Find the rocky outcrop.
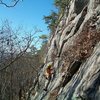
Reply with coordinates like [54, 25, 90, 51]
[28, 0, 100, 100]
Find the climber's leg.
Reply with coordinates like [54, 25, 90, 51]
[43, 76, 51, 91]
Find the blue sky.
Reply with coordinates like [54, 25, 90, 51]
[0, 0, 57, 35]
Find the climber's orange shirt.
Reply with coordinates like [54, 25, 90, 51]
[44, 67, 53, 79]
[47, 68, 52, 75]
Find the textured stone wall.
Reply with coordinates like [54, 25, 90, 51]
[28, 0, 100, 100]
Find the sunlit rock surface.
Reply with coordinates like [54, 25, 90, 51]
[28, 0, 100, 100]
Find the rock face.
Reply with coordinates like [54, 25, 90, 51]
[28, 0, 100, 100]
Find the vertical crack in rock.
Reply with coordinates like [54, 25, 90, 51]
[74, 6, 87, 34]
[74, 0, 88, 15]
[61, 60, 82, 88]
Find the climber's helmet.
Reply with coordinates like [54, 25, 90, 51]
[47, 62, 53, 69]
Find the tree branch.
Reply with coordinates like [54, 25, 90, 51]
[0, 40, 30, 71]
[0, 0, 20, 7]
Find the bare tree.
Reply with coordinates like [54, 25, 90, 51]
[0, 20, 41, 71]
[0, 20, 42, 100]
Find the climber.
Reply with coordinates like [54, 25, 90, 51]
[43, 62, 54, 91]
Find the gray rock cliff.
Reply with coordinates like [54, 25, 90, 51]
[27, 0, 100, 100]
